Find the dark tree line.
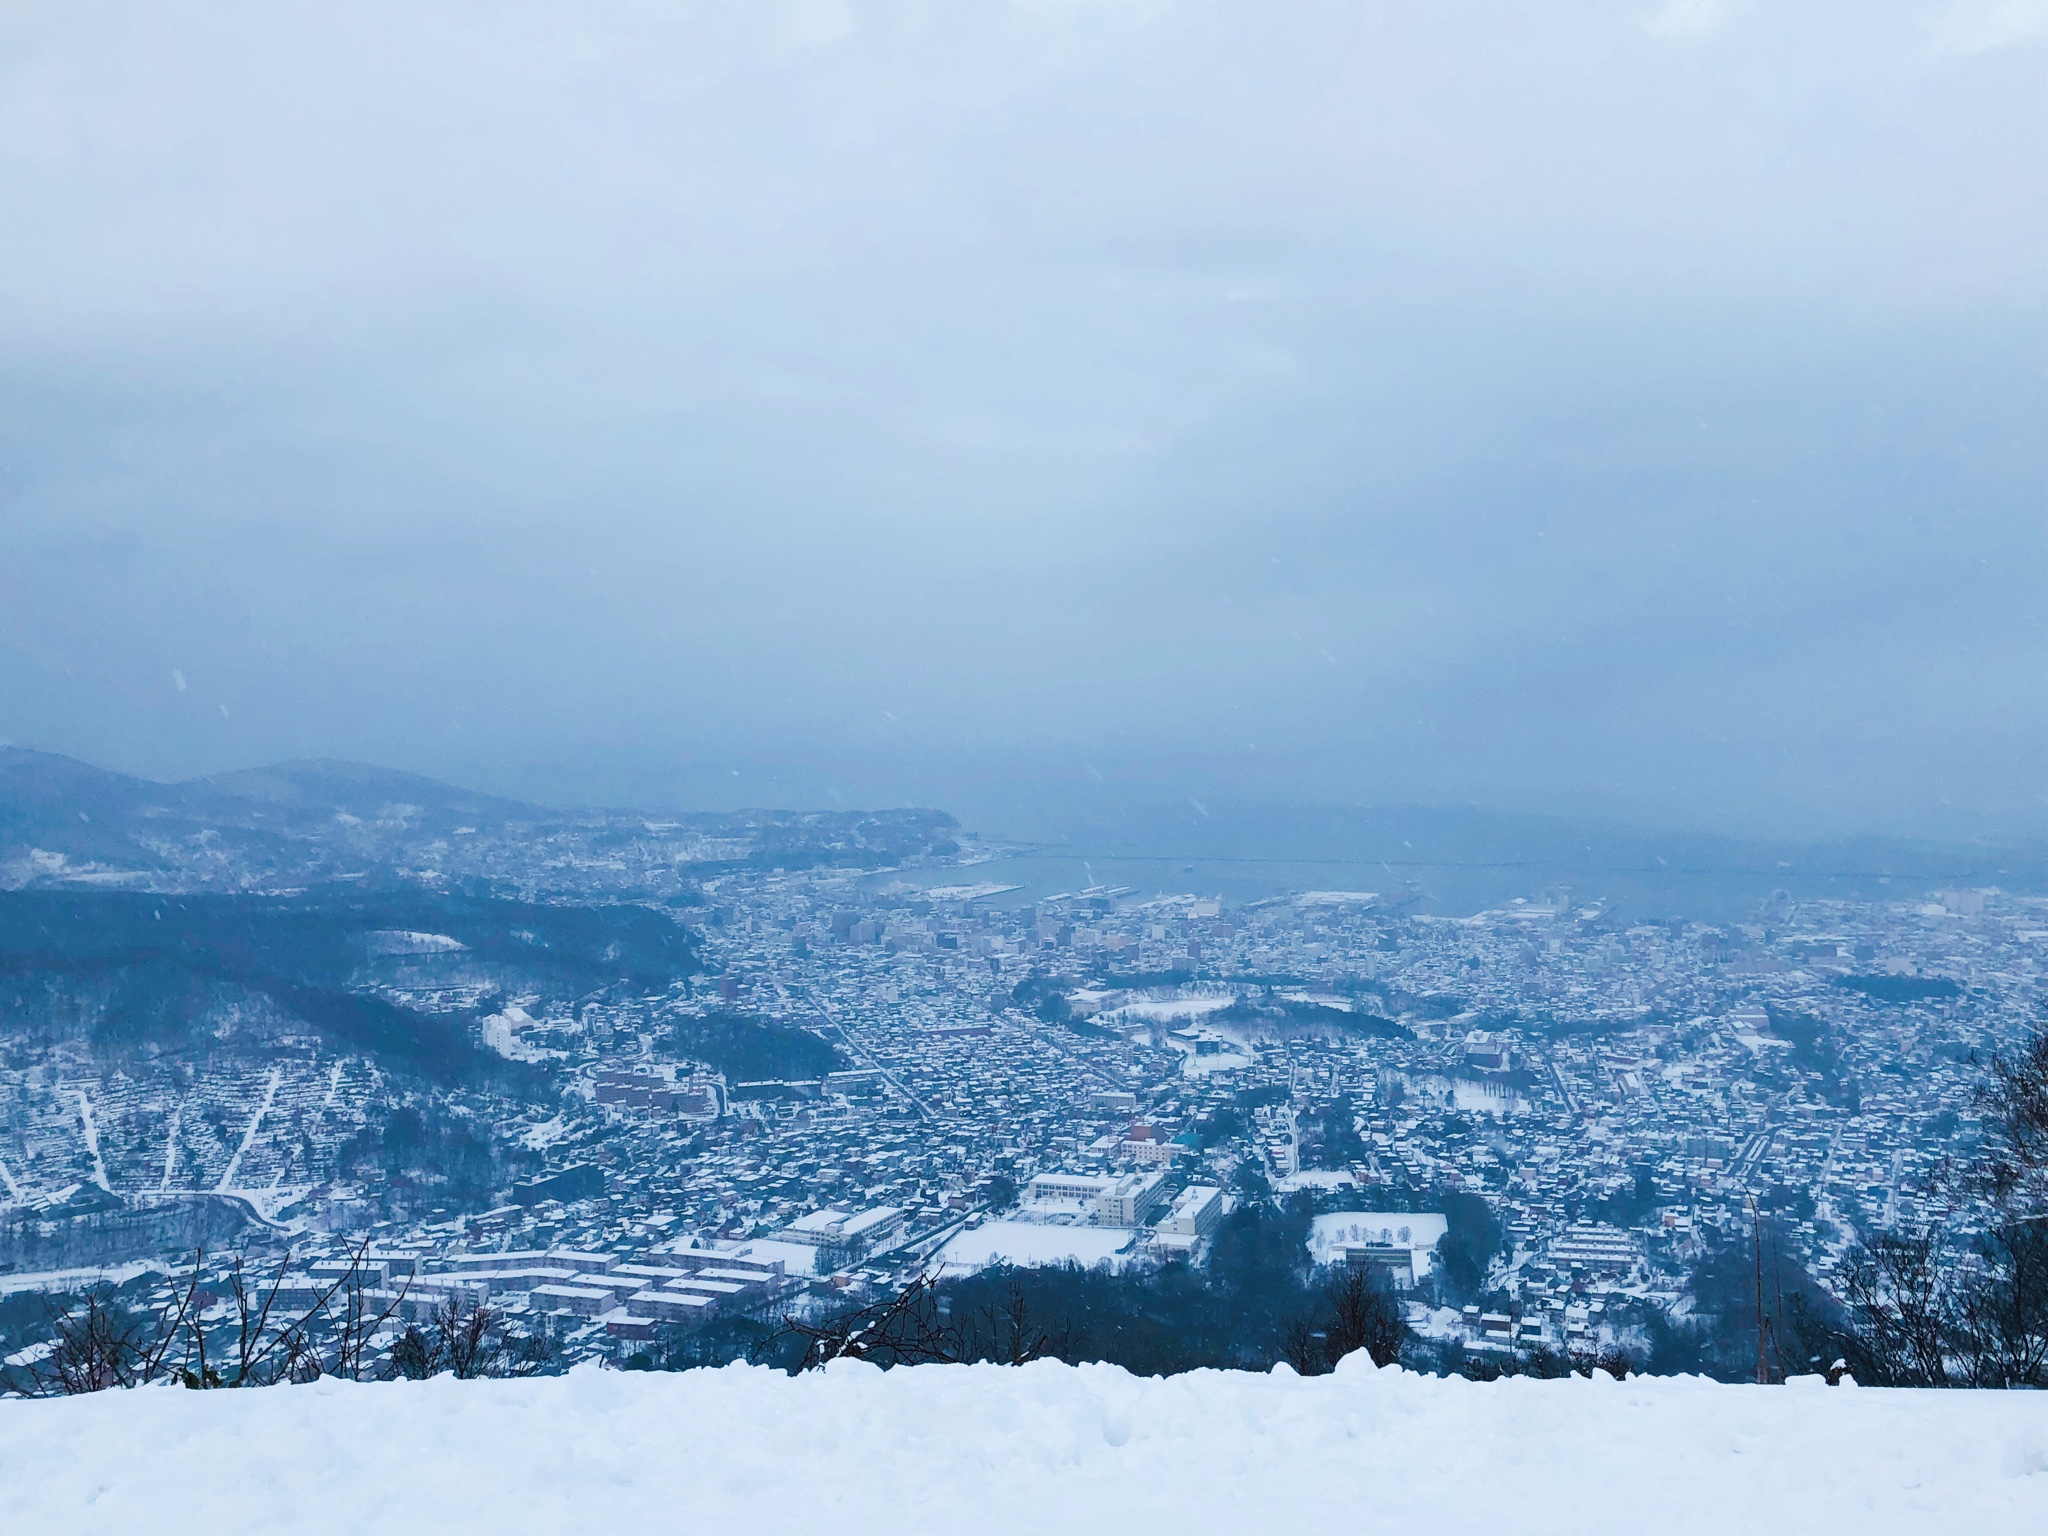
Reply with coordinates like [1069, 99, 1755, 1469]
[755, 1255, 1409, 1381]
[605, 1172, 1421, 1380]
[768, 1272, 1064, 1371]
[1279, 1263, 1409, 1374]
[723, 1174, 1416, 1381]
[664, 1009, 842, 1082]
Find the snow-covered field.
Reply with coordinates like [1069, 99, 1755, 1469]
[1311, 1210, 1450, 1274]
[1096, 995, 1237, 1023]
[4, 1359, 2043, 1534]
[936, 1218, 1138, 1274]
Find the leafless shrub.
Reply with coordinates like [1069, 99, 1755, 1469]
[1278, 1316, 1326, 1375]
[179, 1237, 408, 1388]
[1323, 1264, 1408, 1368]
[1459, 1337, 1598, 1382]
[40, 1295, 150, 1394]
[19, 1290, 178, 1395]
[316, 1251, 412, 1383]
[1590, 1344, 1633, 1380]
[1821, 1231, 1955, 1387]
[442, 1299, 507, 1380]
[1813, 1026, 2048, 1389]
[771, 1275, 959, 1371]
[768, 1271, 1062, 1372]
[1975, 1028, 2048, 1220]
[965, 1274, 1063, 1367]
[1953, 1222, 2048, 1389]
[8, 1266, 199, 1396]
[1283, 1264, 1411, 1376]
[388, 1296, 556, 1380]
[1804, 1223, 2048, 1389]
[5, 1238, 417, 1397]
[387, 1320, 441, 1380]
[1515, 1341, 1574, 1379]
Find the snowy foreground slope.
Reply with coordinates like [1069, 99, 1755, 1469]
[4, 1358, 2045, 1535]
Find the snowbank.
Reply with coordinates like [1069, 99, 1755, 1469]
[3, 1361, 2043, 1534]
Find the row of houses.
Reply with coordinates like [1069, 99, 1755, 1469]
[260, 1243, 793, 1338]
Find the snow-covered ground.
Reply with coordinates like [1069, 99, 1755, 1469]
[2, 1359, 2041, 1534]
[1095, 995, 1236, 1024]
[0, 1259, 165, 1297]
[1276, 1170, 1358, 1192]
[726, 1237, 824, 1278]
[1311, 1210, 1450, 1275]
[935, 1219, 1139, 1275]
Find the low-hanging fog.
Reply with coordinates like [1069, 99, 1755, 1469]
[1, 1, 2042, 842]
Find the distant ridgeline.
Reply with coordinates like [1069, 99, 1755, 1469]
[0, 887, 699, 1084]
[0, 748, 961, 896]
[693, 809, 959, 873]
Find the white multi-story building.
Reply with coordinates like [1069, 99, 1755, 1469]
[1022, 1170, 1167, 1228]
[775, 1205, 905, 1268]
[1159, 1184, 1223, 1241]
[1024, 1173, 1115, 1208]
[1094, 1171, 1168, 1228]
[1548, 1223, 1642, 1277]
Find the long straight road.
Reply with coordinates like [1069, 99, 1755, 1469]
[808, 997, 936, 1121]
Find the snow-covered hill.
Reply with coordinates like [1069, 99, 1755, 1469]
[4, 1358, 2043, 1534]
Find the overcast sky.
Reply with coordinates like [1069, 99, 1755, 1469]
[1, 1, 2042, 838]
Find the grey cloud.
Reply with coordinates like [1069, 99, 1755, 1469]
[0, 1, 2041, 838]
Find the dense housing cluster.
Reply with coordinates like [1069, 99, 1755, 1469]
[4, 814, 2044, 1372]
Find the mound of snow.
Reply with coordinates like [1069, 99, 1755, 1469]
[3, 1360, 2044, 1534]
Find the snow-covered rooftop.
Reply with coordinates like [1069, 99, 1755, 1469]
[3, 1359, 2041, 1534]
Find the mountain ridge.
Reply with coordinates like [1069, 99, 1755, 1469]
[0, 748, 964, 893]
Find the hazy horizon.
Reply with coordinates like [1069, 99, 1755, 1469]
[4, 2, 2043, 844]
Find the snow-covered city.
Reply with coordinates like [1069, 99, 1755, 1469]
[3, 751, 2044, 1390]
[3, 1, 2044, 1528]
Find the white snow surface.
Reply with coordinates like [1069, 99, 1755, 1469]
[935, 1219, 1138, 1275]
[1276, 1170, 1358, 1192]
[727, 1237, 822, 1277]
[1099, 995, 1236, 1023]
[2, 1360, 2043, 1534]
[0, 1259, 164, 1297]
[1311, 1210, 1451, 1271]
